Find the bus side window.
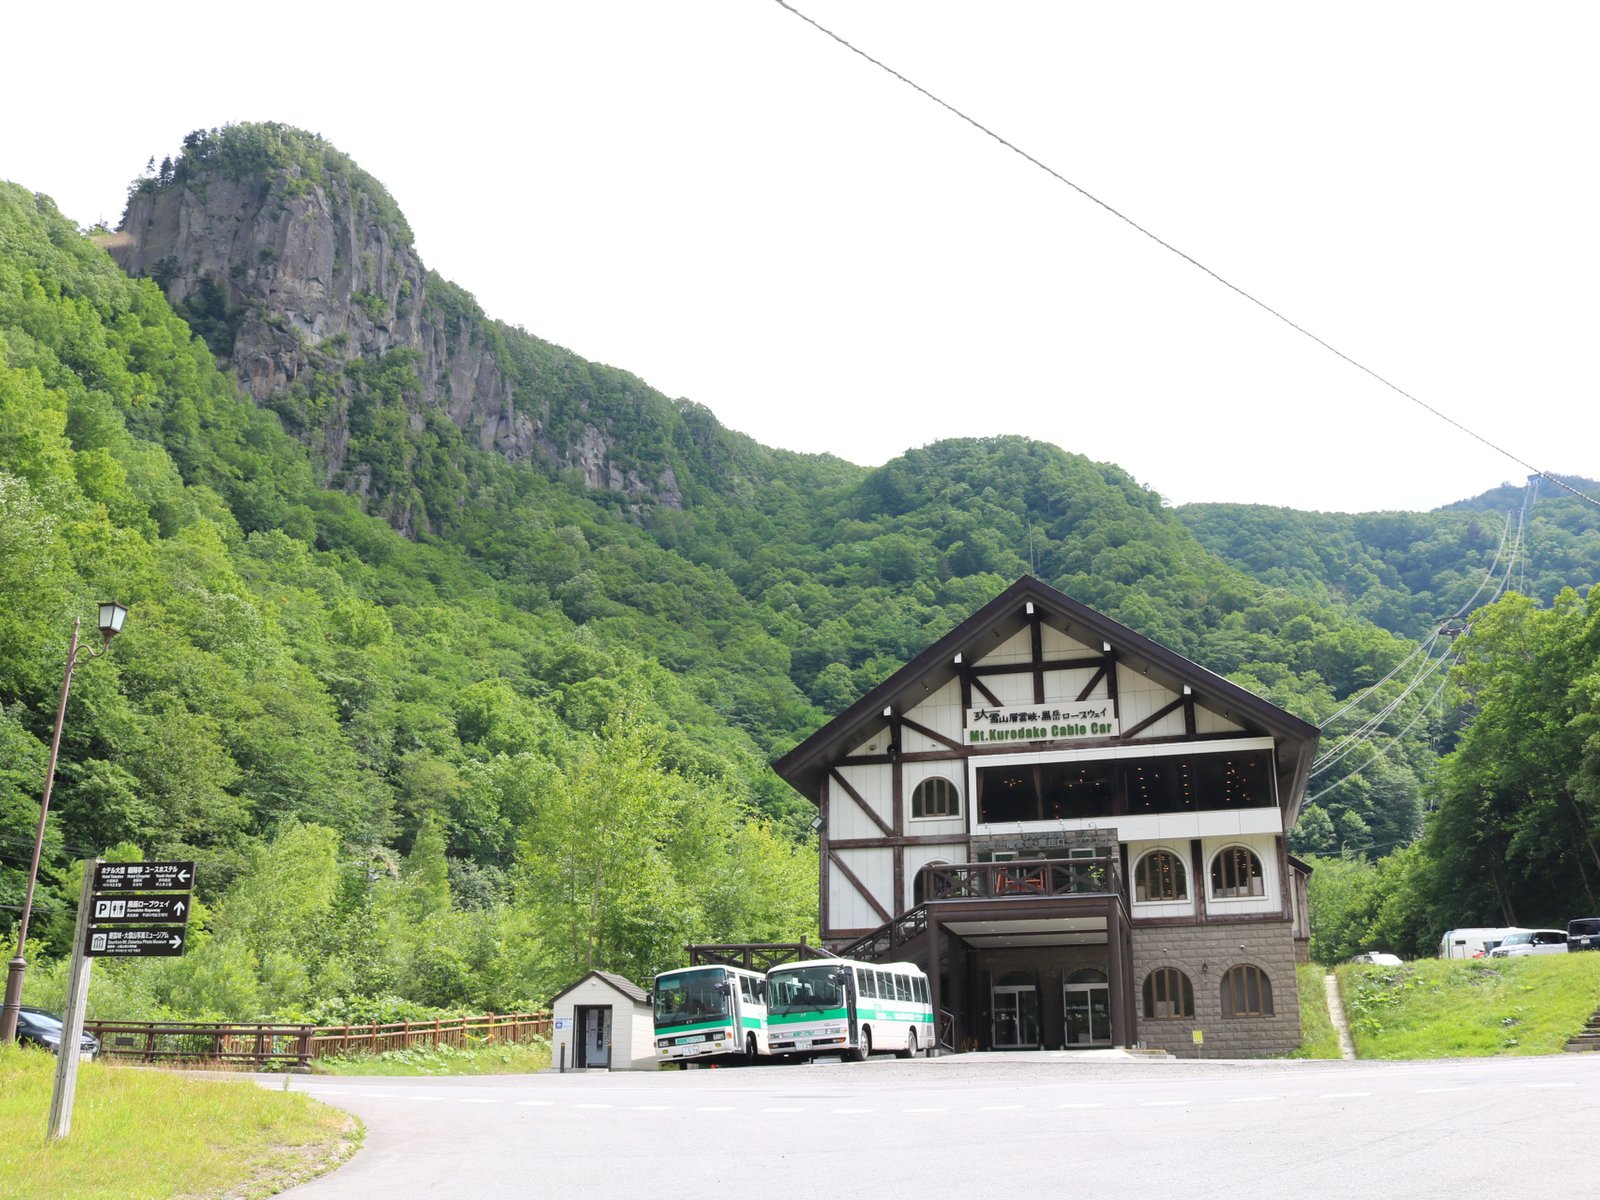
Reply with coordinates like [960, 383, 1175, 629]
[740, 976, 756, 1001]
[859, 970, 877, 999]
[896, 974, 911, 1002]
[916, 977, 928, 1004]
[874, 970, 890, 999]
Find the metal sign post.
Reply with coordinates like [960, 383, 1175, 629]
[48, 860, 98, 1140]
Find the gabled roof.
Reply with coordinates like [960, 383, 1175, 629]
[549, 969, 650, 1007]
[773, 575, 1320, 821]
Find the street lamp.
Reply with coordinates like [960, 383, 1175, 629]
[0, 602, 128, 1045]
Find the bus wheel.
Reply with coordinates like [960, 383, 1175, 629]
[745, 1033, 758, 1063]
[897, 1028, 918, 1059]
[850, 1027, 872, 1062]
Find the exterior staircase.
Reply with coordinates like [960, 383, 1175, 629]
[1564, 1008, 1600, 1052]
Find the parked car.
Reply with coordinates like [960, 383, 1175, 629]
[1438, 927, 1522, 959]
[1348, 951, 1403, 966]
[1488, 929, 1568, 957]
[14, 1007, 100, 1059]
[1569, 918, 1600, 952]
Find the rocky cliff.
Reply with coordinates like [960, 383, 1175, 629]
[111, 124, 682, 534]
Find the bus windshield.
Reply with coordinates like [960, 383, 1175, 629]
[767, 965, 844, 1014]
[654, 968, 732, 1027]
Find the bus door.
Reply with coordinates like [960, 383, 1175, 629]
[837, 968, 858, 1049]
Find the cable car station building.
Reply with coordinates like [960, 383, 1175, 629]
[773, 577, 1319, 1057]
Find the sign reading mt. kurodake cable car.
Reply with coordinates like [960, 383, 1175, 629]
[966, 704, 1118, 743]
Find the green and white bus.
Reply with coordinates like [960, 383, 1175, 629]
[652, 964, 769, 1066]
[765, 958, 934, 1061]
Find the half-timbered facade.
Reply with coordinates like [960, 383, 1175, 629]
[773, 576, 1319, 1056]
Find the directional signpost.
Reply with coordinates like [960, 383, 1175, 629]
[85, 860, 193, 961]
[50, 858, 198, 1139]
[90, 895, 190, 924]
[86, 928, 188, 957]
[93, 860, 194, 891]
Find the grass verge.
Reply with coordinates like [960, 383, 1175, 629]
[1338, 953, 1600, 1058]
[1289, 963, 1341, 1058]
[313, 1036, 551, 1076]
[0, 1044, 360, 1200]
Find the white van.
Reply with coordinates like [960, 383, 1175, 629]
[1438, 927, 1522, 959]
[1488, 929, 1568, 957]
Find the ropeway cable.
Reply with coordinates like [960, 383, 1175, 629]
[1318, 502, 1504, 739]
[1310, 641, 1458, 776]
[1318, 628, 1442, 732]
[1306, 665, 1457, 803]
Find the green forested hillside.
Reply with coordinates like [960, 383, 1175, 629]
[1178, 480, 1600, 640]
[0, 181, 815, 1017]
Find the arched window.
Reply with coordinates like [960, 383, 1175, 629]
[912, 860, 950, 905]
[1066, 968, 1107, 985]
[912, 776, 960, 819]
[1210, 846, 1264, 898]
[1134, 850, 1188, 902]
[1221, 964, 1273, 1017]
[1142, 968, 1194, 1019]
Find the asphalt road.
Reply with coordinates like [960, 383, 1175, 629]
[273, 1051, 1599, 1199]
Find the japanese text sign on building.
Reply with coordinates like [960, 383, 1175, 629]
[966, 704, 1118, 744]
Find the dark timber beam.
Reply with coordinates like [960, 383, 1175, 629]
[898, 716, 965, 753]
[829, 767, 895, 838]
[1029, 607, 1045, 704]
[1119, 696, 1185, 740]
[828, 850, 892, 924]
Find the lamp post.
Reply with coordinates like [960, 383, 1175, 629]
[0, 602, 127, 1045]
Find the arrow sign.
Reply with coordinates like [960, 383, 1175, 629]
[94, 861, 195, 892]
[85, 927, 187, 957]
[89, 895, 190, 925]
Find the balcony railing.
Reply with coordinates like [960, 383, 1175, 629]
[922, 857, 1121, 902]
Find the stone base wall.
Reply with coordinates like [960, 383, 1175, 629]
[1130, 921, 1301, 1057]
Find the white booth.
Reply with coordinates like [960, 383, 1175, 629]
[549, 970, 656, 1071]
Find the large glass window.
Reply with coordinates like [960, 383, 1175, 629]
[1221, 965, 1273, 1017]
[1134, 850, 1188, 902]
[1142, 968, 1194, 1019]
[1211, 847, 1265, 898]
[1194, 752, 1273, 809]
[653, 968, 732, 1027]
[912, 777, 961, 819]
[766, 966, 845, 1014]
[977, 761, 1116, 823]
[1127, 758, 1194, 813]
[975, 751, 1274, 826]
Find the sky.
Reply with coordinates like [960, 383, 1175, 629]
[5, 1, 1598, 513]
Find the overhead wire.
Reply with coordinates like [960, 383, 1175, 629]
[1310, 642, 1458, 777]
[1309, 499, 1522, 780]
[772, 1, 1600, 512]
[1306, 665, 1458, 803]
[1317, 628, 1442, 733]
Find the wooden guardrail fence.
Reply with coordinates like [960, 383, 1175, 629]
[83, 1011, 551, 1071]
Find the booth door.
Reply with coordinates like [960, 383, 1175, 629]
[575, 1005, 613, 1068]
